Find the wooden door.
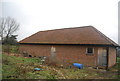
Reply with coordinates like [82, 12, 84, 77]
[98, 48, 107, 66]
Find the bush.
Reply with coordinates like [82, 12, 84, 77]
[2, 45, 19, 54]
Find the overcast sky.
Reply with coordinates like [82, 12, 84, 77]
[1, 0, 119, 43]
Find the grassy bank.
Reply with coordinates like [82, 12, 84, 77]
[2, 54, 120, 79]
[2, 54, 42, 79]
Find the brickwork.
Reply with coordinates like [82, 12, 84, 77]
[19, 44, 116, 67]
[20, 44, 98, 66]
[108, 47, 116, 67]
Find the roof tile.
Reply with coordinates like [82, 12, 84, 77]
[19, 26, 118, 46]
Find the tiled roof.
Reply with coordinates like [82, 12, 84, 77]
[19, 26, 118, 46]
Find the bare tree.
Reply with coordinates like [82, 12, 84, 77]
[0, 17, 19, 41]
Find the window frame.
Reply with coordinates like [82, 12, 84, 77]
[86, 48, 94, 55]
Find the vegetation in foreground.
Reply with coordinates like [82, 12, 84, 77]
[2, 54, 120, 79]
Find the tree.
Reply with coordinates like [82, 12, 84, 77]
[0, 17, 19, 43]
[2, 35, 18, 45]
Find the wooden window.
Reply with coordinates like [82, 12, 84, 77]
[86, 48, 94, 54]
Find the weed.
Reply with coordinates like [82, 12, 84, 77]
[2, 54, 119, 79]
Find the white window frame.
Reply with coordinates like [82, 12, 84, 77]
[86, 48, 94, 55]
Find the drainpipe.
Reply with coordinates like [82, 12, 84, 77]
[116, 47, 118, 64]
[106, 47, 109, 70]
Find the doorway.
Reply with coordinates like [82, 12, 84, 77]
[98, 48, 108, 66]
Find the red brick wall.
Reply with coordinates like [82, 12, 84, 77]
[20, 44, 116, 67]
[19, 44, 99, 67]
[108, 47, 116, 67]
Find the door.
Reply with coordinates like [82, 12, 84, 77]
[50, 46, 56, 62]
[98, 48, 108, 66]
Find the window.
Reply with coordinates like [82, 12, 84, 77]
[86, 48, 94, 54]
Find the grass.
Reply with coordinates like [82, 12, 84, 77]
[2, 54, 40, 64]
[2, 54, 41, 79]
[2, 54, 59, 79]
[117, 57, 120, 63]
[2, 54, 120, 79]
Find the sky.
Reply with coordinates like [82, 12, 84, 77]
[0, 0, 119, 44]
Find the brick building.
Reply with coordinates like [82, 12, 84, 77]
[19, 26, 119, 68]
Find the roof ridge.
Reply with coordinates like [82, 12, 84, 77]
[38, 25, 93, 32]
[92, 27, 118, 46]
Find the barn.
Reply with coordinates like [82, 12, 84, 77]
[19, 26, 119, 68]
